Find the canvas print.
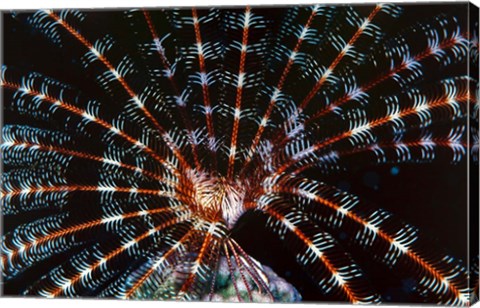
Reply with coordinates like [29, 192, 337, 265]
[1, 1, 479, 305]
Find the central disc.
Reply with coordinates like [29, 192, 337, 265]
[189, 171, 247, 228]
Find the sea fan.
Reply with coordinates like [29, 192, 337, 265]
[1, 3, 478, 305]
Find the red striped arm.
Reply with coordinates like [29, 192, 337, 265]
[1, 207, 188, 278]
[119, 221, 201, 299]
[305, 31, 468, 126]
[263, 204, 380, 303]
[271, 78, 471, 177]
[227, 7, 252, 178]
[190, 8, 218, 166]
[29, 10, 192, 173]
[0, 68, 183, 178]
[240, 5, 324, 172]
[297, 5, 390, 113]
[2, 133, 174, 188]
[140, 10, 202, 170]
[25, 211, 192, 297]
[264, 179, 470, 305]
[176, 221, 225, 300]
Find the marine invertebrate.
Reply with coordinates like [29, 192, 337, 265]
[1, 3, 478, 304]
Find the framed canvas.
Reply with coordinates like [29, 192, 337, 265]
[1, 1, 479, 305]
